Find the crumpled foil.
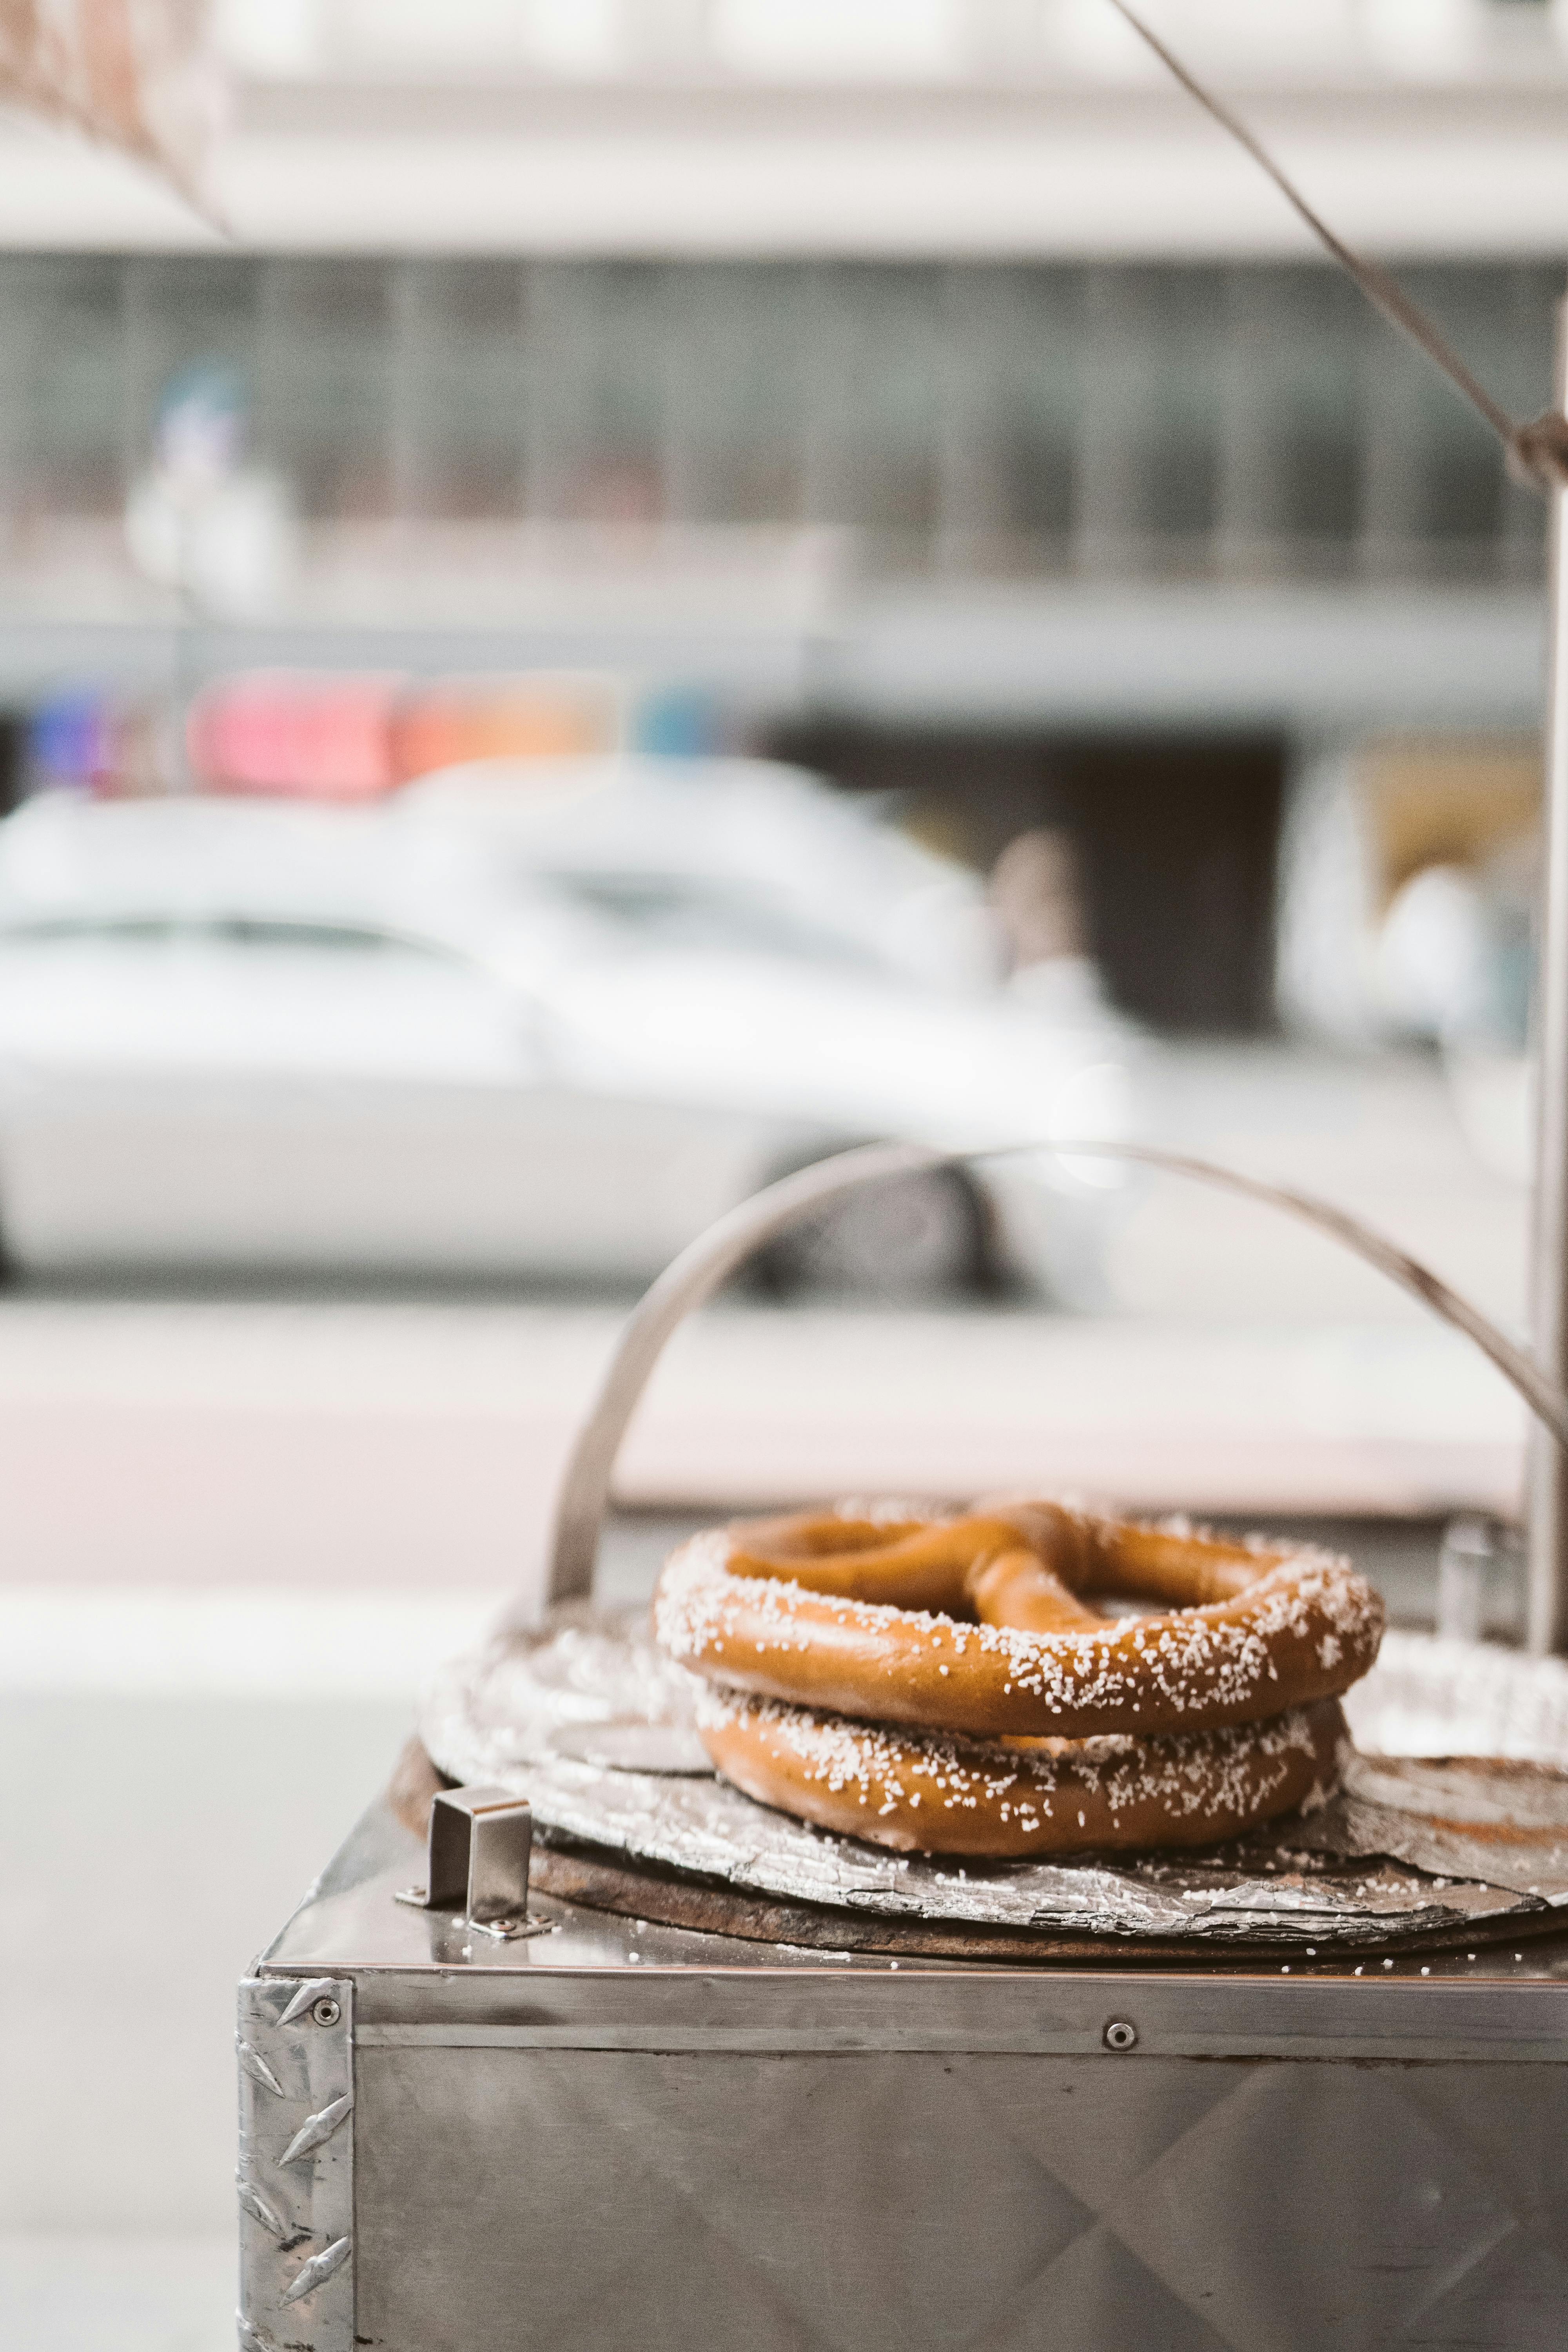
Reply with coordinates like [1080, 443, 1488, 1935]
[419, 1617, 1568, 1947]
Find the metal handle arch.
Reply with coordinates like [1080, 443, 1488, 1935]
[527, 1138, 1567, 1619]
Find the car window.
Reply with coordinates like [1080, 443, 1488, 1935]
[547, 872, 876, 969]
[0, 915, 454, 960]
[0, 911, 528, 1080]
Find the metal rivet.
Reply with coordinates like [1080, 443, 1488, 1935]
[311, 1996, 341, 2029]
[1103, 2019, 1138, 2052]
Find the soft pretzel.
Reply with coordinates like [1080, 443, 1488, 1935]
[697, 1685, 1348, 1859]
[653, 1502, 1384, 1743]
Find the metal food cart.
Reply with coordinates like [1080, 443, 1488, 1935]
[240, 1789, 1568, 2352]
[237, 1134, 1568, 2352]
[238, 19, 1568, 2347]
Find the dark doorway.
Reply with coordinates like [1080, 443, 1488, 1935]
[759, 722, 1285, 1034]
[0, 715, 26, 817]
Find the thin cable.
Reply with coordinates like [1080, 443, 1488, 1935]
[1105, 0, 1568, 490]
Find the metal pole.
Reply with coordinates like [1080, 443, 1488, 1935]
[1526, 295, 1568, 1655]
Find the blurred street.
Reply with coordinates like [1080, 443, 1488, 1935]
[0, 1041, 1529, 1607]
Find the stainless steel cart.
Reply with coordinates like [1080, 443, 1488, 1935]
[238, 1143, 1568, 2352]
[241, 1788, 1568, 2352]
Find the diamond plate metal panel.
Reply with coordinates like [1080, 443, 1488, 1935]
[236, 1976, 354, 2352]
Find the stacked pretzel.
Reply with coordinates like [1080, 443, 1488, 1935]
[653, 1500, 1383, 1857]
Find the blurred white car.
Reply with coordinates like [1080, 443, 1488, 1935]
[0, 759, 1130, 1298]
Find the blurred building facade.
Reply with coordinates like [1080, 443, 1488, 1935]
[0, 0, 1561, 1033]
[0, 252, 1551, 591]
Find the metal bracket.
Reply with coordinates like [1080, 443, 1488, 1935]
[395, 1782, 550, 1940]
[237, 1974, 354, 2352]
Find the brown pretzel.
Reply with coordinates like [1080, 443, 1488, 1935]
[654, 1501, 1383, 1742]
[697, 1687, 1349, 1859]
[652, 1499, 1381, 1857]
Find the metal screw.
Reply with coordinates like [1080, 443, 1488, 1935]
[1103, 2018, 1138, 2052]
[311, 1996, 341, 2029]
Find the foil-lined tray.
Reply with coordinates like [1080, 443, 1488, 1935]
[419, 1613, 1568, 1948]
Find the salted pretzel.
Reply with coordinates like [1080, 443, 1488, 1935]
[652, 1499, 1381, 1856]
[696, 1686, 1348, 1859]
[655, 1501, 1383, 1742]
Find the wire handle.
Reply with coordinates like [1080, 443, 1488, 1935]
[523, 1138, 1567, 1619]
